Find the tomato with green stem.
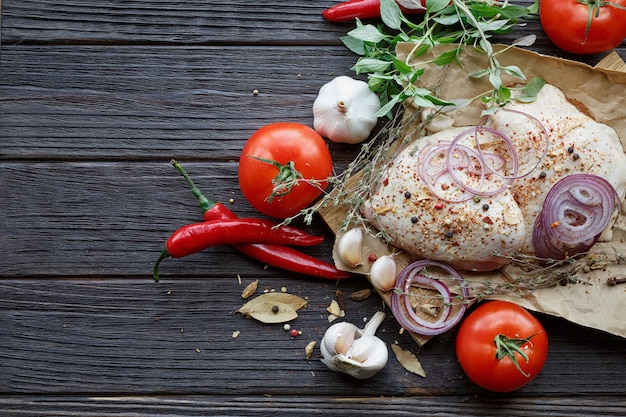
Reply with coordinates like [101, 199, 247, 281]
[455, 300, 548, 392]
[540, 0, 626, 54]
[238, 122, 334, 219]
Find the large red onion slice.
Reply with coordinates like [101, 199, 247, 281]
[533, 174, 620, 259]
[390, 260, 469, 336]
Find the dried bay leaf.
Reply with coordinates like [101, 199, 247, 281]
[247, 301, 298, 324]
[391, 344, 426, 378]
[236, 292, 308, 324]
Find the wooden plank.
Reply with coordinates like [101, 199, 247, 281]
[0, 45, 358, 161]
[2, 278, 626, 396]
[0, 0, 347, 45]
[1, 395, 626, 416]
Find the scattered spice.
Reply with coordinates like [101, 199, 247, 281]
[607, 276, 626, 286]
[327, 299, 346, 322]
[350, 288, 373, 301]
[305, 341, 317, 359]
[241, 279, 259, 299]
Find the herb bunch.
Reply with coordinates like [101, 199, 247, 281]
[342, 0, 537, 114]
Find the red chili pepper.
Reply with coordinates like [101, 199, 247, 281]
[153, 218, 323, 280]
[322, 0, 426, 22]
[165, 219, 323, 259]
[167, 160, 352, 280]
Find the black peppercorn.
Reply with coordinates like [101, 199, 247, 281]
[572, 153, 580, 160]
[539, 171, 547, 179]
[411, 216, 418, 224]
[404, 191, 412, 199]
[482, 203, 489, 211]
[567, 146, 574, 154]
[444, 231, 454, 238]
[272, 305, 280, 313]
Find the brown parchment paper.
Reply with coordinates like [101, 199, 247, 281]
[322, 45, 626, 342]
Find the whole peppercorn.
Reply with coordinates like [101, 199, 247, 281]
[404, 191, 412, 199]
[411, 216, 418, 224]
[539, 171, 547, 179]
[482, 203, 490, 211]
[567, 146, 574, 154]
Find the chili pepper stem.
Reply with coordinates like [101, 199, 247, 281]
[153, 248, 170, 282]
[170, 159, 215, 214]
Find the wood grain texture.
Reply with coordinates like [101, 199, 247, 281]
[2, 0, 626, 414]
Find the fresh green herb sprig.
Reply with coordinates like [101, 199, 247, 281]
[342, 0, 538, 115]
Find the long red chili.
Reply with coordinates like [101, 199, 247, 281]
[322, 0, 426, 22]
[169, 160, 352, 280]
[153, 218, 323, 281]
[165, 219, 323, 258]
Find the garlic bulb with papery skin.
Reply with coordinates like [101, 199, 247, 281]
[320, 311, 388, 379]
[313, 76, 381, 144]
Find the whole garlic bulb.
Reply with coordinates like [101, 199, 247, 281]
[320, 311, 388, 379]
[313, 76, 381, 144]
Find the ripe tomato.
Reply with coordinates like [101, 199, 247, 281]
[455, 300, 548, 392]
[238, 122, 333, 219]
[540, 0, 626, 54]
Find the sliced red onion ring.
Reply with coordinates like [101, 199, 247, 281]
[390, 260, 469, 336]
[479, 108, 549, 180]
[446, 127, 515, 197]
[532, 174, 620, 259]
[417, 141, 475, 202]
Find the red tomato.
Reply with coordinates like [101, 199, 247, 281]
[540, 0, 626, 54]
[455, 300, 548, 392]
[238, 122, 333, 219]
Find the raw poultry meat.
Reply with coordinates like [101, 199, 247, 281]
[362, 84, 626, 271]
[491, 84, 626, 252]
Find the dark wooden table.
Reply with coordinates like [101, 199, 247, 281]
[2, 1, 626, 415]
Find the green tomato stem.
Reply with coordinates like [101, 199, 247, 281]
[493, 332, 541, 377]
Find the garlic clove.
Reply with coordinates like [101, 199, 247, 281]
[334, 326, 357, 355]
[369, 254, 398, 292]
[337, 228, 365, 268]
[331, 336, 388, 379]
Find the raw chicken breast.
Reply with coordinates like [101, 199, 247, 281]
[362, 83, 626, 270]
[490, 84, 626, 252]
[362, 127, 526, 272]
